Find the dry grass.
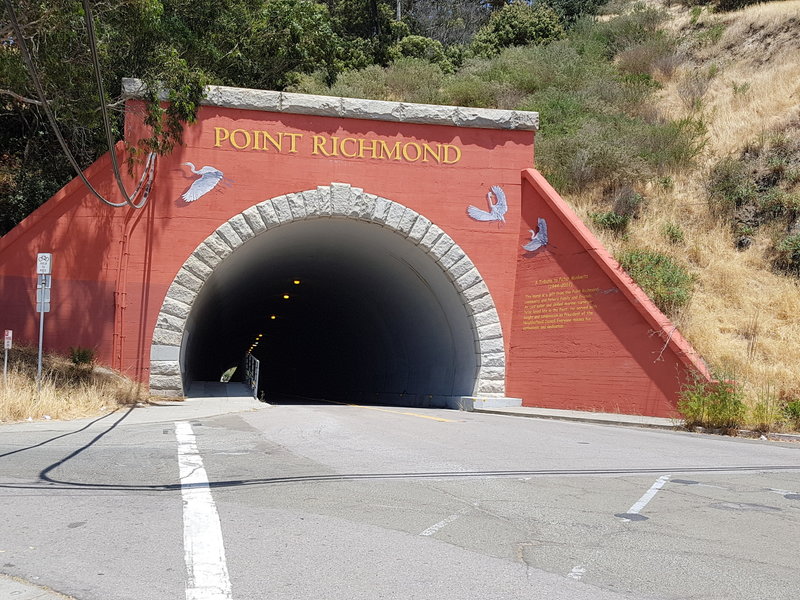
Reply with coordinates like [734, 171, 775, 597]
[0, 346, 147, 423]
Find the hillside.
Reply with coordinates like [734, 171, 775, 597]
[580, 0, 800, 412]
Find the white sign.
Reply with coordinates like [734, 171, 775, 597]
[36, 253, 52, 275]
[3, 330, 11, 350]
[37, 274, 52, 288]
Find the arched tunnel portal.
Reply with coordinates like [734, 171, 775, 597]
[150, 185, 507, 405]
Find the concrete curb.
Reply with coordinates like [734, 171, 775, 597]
[0, 574, 73, 599]
[472, 406, 680, 430]
[473, 407, 800, 441]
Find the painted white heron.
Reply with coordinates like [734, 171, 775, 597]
[523, 218, 548, 252]
[181, 162, 226, 202]
[467, 185, 508, 223]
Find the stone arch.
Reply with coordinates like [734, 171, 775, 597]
[149, 183, 506, 399]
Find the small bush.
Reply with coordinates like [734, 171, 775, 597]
[773, 233, 800, 276]
[707, 157, 757, 214]
[662, 222, 685, 245]
[591, 210, 630, 233]
[618, 249, 693, 314]
[388, 35, 453, 72]
[69, 346, 94, 367]
[678, 377, 747, 430]
[784, 400, 800, 431]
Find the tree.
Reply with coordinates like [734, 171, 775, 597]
[471, 1, 565, 57]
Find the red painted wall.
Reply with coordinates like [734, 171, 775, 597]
[0, 101, 534, 379]
[506, 170, 710, 417]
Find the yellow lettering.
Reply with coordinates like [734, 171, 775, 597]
[402, 142, 422, 162]
[442, 144, 462, 164]
[312, 135, 332, 156]
[358, 138, 380, 159]
[285, 133, 302, 153]
[214, 127, 230, 147]
[378, 140, 402, 161]
[230, 129, 252, 150]
[258, 131, 283, 152]
[340, 137, 359, 158]
[422, 143, 441, 163]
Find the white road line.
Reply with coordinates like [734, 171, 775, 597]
[175, 421, 233, 600]
[567, 565, 586, 580]
[619, 475, 671, 522]
[419, 507, 471, 536]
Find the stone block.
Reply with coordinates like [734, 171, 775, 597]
[384, 202, 407, 231]
[216, 222, 243, 250]
[428, 230, 454, 258]
[480, 352, 505, 368]
[256, 200, 281, 228]
[175, 268, 204, 293]
[316, 186, 333, 216]
[330, 183, 354, 215]
[271, 195, 293, 223]
[149, 374, 183, 392]
[477, 322, 503, 341]
[466, 294, 496, 316]
[440, 246, 466, 270]
[300, 189, 322, 217]
[156, 312, 186, 333]
[229, 213, 255, 242]
[160, 296, 191, 320]
[151, 360, 181, 377]
[371, 196, 392, 224]
[152, 327, 182, 347]
[183, 255, 213, 281]
[242, 206, 267, 235]
[472, 308, 500, 328]
[204, 232, 233, 261]
[281, 92, 341, 116]
[408, 216, 431, 244]
[150, 344, 180, 361]
[165, 282, 197, 307]
[476, 379, 505, 395]
[397, 208, 417, 235]
[193, 242, 223, 269]
[449, 256, 475, 281]
[286, 192, 307, 220]
[477, 336, 504, 355]
[462, 281, 490, 302]
[478, 366, 505, 381]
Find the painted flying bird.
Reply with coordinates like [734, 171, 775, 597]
[523, 218, 548, 252]
[181, 162, 227, 202]
[467, 185, 508, 223]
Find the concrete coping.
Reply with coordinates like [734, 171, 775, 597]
[121, 78, 539, 132]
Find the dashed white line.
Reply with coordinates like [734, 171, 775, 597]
[618, 475, 671, 522]
[567, 565, 586, 580]
[175, 421, 233, 600]
[419, 506, 472, 536]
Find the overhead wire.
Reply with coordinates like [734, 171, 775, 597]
[80, 0, 154, 209]
[3, 0, 156, 209]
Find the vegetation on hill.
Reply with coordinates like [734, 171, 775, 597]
[1, 0, 798, 428]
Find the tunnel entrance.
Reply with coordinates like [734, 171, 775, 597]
[150, 185, 507, 404]
[185, 218, 477, 403]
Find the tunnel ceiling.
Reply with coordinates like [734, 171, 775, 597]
[184, 218, 478, 400]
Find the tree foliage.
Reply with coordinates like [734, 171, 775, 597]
[471, 1, 565, 57]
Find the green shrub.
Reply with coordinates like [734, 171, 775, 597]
[707, 157, 757, 214]
[784, 400, 800, 430]
[69, 346, 95, 367]
[661, 222, 685, 245]
[472, 2, 565, 57]
[678, 377, 746, 430]
[618, 249, 693, 314]
[388, 35, 453, 72]
[591, 210, 630, 233]
[773, 233, 800, 277]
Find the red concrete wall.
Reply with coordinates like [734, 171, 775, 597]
[0, 101, 534, 379]
[506, 169, 710, 417]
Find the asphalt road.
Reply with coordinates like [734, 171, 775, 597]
[1, 398, 799, 600]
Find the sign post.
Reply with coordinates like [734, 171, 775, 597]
[3, 330, 10, 385]
[36, 253, 52, 391]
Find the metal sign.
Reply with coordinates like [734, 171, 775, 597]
[3, 330, 9, 384]
[3, 330, 11, 350]
[36, 253, 52, 275]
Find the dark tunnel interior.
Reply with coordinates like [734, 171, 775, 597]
[182, 219, 479, 403]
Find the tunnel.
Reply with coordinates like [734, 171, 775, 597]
[181, 218, 480, 404]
